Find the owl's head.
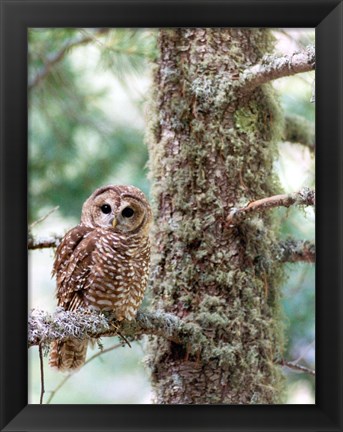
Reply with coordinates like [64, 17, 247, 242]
[81, 185, 152, 235]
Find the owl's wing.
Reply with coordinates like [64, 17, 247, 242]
[53, 225, 99, 310]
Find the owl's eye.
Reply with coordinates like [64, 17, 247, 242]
[121, 207, 134, 218]
[101, 204, 112, 214]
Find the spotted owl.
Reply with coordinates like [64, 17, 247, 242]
[49, 185, 152, 371]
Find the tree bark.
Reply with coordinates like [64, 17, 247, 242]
[146, 29, 285, 404]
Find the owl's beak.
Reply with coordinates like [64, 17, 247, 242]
[112, 217, 117, 228]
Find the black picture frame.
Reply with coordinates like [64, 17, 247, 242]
[1, 0, 342, 431]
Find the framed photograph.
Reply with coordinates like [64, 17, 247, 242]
[1, 0, 342, 431]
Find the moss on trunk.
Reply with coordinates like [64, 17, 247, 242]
[146, 28, 285, 404]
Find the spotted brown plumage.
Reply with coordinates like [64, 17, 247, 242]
[49, 185, 152, 371]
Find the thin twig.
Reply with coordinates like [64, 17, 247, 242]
[29, 206, 60, 230]
[45, 373, 69, 405]
[239, 45, 315, 93]
[28, 207, 62, 250]
[227, 188, 315, 225]
[46, 342, 122, 404]
[117, 331, 132, 348]
[29, 28, 110, 90]
[39, 344, 45, 404]
[279, 359, 315, 376]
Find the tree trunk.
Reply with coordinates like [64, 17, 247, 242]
[147, 28, 285, 404]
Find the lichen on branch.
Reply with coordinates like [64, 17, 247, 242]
[28, 235, 62, 250]
[28, 308, 206, 350]
[277, 239, 315, 263]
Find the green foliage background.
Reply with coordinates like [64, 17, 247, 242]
[29, 29, 157, 221]
[28, 28, 315, 404]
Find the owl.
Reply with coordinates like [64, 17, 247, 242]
[49, 185, 152, 371]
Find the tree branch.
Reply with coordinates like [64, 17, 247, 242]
[284, 114, 315, 151]
[28, 235, 62, 250]
[277, 239, 315, 263]
[29, 28, 110, 90]
[278, 359, 315, 376]
[239, 45, 315, 93]
[28, 308, 206, 349]
[227, 187, 315, 225]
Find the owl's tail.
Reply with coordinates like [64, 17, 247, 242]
[49, 339, 88, 371]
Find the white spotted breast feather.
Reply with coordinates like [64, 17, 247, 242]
[53, 224, 150, 320]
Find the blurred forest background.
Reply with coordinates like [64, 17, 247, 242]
[28, 28, 315, 404]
